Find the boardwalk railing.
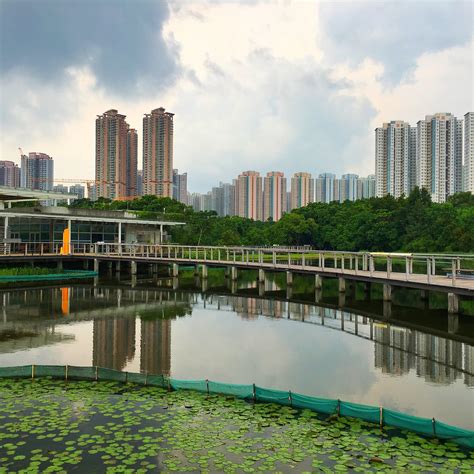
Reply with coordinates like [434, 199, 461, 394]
[3, 242, 473, 291]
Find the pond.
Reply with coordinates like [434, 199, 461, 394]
[0, 270, 473, 430]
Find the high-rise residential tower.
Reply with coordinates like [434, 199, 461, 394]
[340, 174, 359, 201]
[126, 128, 138, 198]
[0, 161, 21, 187]
[235, 171, 263, 220]
[20, 152, 54, 190]
[315, 173, 335, 203]
[172, 169, 188, 204]
[143, 107, 174, 197]
[417, 113, 463, 203]
[263, 171, 286, 221]
[95, 109, 133, 200]
[464, 112, 474, 193]
[375, 121, 416, 198]
[290, 172, 314, 210]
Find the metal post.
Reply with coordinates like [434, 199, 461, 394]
[451, 259, 456, 285]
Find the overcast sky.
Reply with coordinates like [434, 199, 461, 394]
[1, 0, 472, 192]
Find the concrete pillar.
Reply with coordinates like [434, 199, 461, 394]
[258, 281, 265, 297]
[315, 289, 322, 304]
[93, 259, 99, 273]
[172, 277, 179, 290]
[130, 261, 137, 276]
[230, 266, 237, 281]
[286, 271, 293, 286]
[338, 292, 346, 308]
[314, 274, 323, 290]
[383, 283, 392, 302]
[420, 289, 429, 300]
[258, 268, 265, 283]
[338, 277, 346, 293]
[131, 274, 137, 288]
[107, 261, 113, 271]
[201, 278, 208, 293]
[383, 301, 392, 318]
[230, 280, 237, 294]
[448, 313, 459, 334]
[194, 264, 200, 276]
[202, 264, 208, 279]
[83, 260, 89, 270]
[115, 261, 121, 273]
[172, 263, 179, 277]
[57, 260, 63, 271]
[448, 293, 459, 314]
[286, 285, 293, 300]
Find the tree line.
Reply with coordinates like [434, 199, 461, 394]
[70, 189, 474, 252]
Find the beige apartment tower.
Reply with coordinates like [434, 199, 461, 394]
[235, 171, 263, 221]
[263, 171, 287, 221]
[143, 107, 174, 197]
[96, 109, 135, 200]
[290, 172, 314, 210]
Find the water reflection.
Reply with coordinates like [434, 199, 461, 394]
[0, 281, 473, 428]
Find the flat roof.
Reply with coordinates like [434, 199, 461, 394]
[0, 209, 184, 226]
[0, 186, 77, 201]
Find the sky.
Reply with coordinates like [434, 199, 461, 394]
[0, 0, 473, 193]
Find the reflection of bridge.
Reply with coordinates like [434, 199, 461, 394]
[1, 244, 473, 311]
[0, 283, 472, 386]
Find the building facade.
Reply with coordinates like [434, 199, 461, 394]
[0, 161, 21, 187]
[263, 171, 286, 221]
[126, 128, 138, 198]
[417, 113, 463, 203]
[95, 109, 132, 200]
[464, 112, 474, 193]
[375, 121, 416, 198]
[172, 169, 188, 204]
[20, 152, 54, 191]
[235, 171, 263, 220]
[143, 107, 174, 197]
[290, 172, 314, 210]
[69, 184, 85, 200]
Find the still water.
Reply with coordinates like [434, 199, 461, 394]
[0, 273, 473, 429]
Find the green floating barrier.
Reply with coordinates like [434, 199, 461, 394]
[0, 365, 32, 378]
[208, 381, 253, 399]
[169, 378, 207, 392]
[291, 392, 338, 415]
[68, 366, 97, 380]
[255, 386, 291, 406]
[340, 400, 381, 424]
[383, 408, 434, 437]
[435, 421, 474, 449]
[0, 365, 473, 449]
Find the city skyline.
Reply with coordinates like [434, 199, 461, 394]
[1, 1, 471, 193]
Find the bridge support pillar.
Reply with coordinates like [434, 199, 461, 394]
[383, 283, 392, 302]
[152, 264, 158, 275]
[314, 274, 323, 290]
[383, 283, 392, 301]
[172, 263, 179, 278]
[258, 281, 265, 297]
[315, 289, 322, 304]
[286, 271, 293, 286]
[131, 274, 137, 288]
[93, 259, 99, 273]
[202, 264, 208, 279]
[107, 261, 113, 271]
[115, 261, 121, 273]
[448, 313, 459, 334]
[230, 280, 237, 294]
[383, 301, 392, 318]
[338, 292, 346, 308]
[57, 260, 63, 271]
[286, 285, 293, 300]
[130, 261, 137, 276]
[202, 278, 208, 293]
[420, 289, 429, 300]
[448, 293, 459, 314]
[258, 268, 265, 283]
[230, 266, 238, 281]
[172, 277, 179, 290]
[194, 264, 200, 276]
[83, 260, 89, 270]
[338, 277, 346, 293]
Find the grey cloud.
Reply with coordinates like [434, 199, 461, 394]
[0, 0, 180, 94]
[319, 1, 473, 83]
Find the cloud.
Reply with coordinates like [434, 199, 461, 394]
[318, 0, 473, 83]
[0, 0, 180, 95]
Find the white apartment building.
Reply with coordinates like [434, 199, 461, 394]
[417, 113, 462, 203]
[464, 112, 474, 193]
[375, 121, 416, 198]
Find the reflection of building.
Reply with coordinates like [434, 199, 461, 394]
[416, 334, 462, 385]
[261, 299, 284, 318]
[374, 326, 416, 375]
[140, 319, 171, 375]
[232, 296, 260, 320]
[93, 318, 136, 370]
